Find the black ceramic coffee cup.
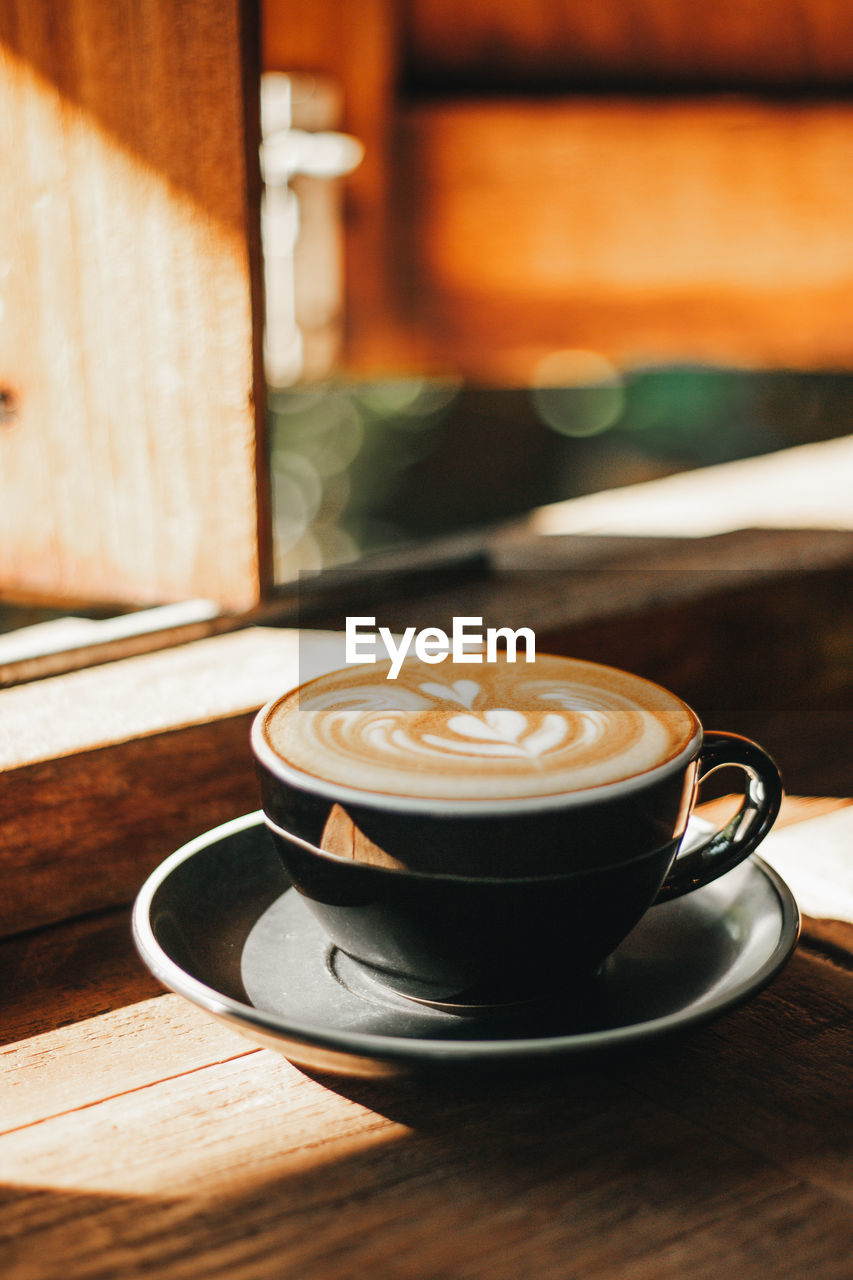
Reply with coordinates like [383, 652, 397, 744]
[252, 662, 783, 1008]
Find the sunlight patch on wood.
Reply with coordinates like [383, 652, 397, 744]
[0, 1000, 406, 1197]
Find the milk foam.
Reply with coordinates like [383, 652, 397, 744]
[263, 655, 700, 801]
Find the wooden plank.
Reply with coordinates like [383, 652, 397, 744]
[0, 800, 849, 1277]
[404, 0, 853, 89]
[0, 909, 175, 1046]
[0, 0, 271, 610]
[0, 627, 347, 938]
[0, 945, 851, 1278]
[1, 997, 255, 1132]
[396, 98, 853, 379]
[2, 521, 853, 936]
[0, 600, 234, 689]
[0, 533, 491, 689]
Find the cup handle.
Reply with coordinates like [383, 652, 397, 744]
[654, 731, 783, 903]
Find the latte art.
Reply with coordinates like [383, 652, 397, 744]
[262, 655, 701, 801]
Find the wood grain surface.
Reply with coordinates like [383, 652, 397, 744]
[2, 521, 852, 938]
[0, 799, 850, 1279]
[0, 0, 270, 609]
[0, 627, 346, 938]
[3, 9, 850, 1268]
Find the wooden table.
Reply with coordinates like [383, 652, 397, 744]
[2, 500, 852, 1278]
[2, 793, 851, 1280]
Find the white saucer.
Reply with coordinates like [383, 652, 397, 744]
[132, 812, 800, 1078]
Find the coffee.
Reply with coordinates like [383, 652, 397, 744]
[252, 656, 782, 1004]
[260, 653, 700, 802]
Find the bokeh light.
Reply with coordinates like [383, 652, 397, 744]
[355, 377, 461, 423]
[530, 350, 625, 437]
[269, 370, 852, 583]
[269, 378, 459, 577]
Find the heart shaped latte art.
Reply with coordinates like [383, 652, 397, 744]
[266, 655, 699, 800]
[418, 708, 570, 761]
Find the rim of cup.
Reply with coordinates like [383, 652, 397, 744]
[251, 696, 704, 817]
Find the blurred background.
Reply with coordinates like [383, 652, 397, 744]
[2, 0, 853, 631]
[261, 0, 853, 577]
